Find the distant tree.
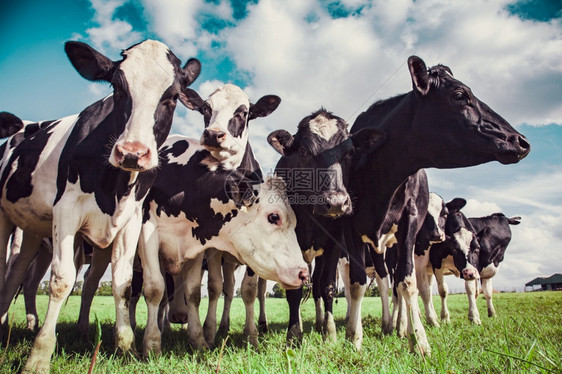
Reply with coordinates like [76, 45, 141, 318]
[97, 281, 113, 296]
[271, 283, 286, 298]
[38, 281, 49, 295]
[71, 281, 83, 296]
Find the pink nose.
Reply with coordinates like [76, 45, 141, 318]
[463, 268, 478, 280]
[114, 141, 151, 170]
[299, 267, 310, 284]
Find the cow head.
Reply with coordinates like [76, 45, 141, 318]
[407, 56, 530, 168]
[268, 109, 385, 217]
[421, 193, 449, 244]
[438, 199, 480, 280]
[223, 176, 309, 289]
[180, 84, 281, 169]
[65, 40, 201, 172]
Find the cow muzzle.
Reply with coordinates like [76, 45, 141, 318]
[278, 265, 310, 290]
[314, 192, 352, 218]
[201, 129, 226, 149]
[113, 141, 153, 171]
[462, 267, 480, 281]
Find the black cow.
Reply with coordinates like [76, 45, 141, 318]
[267, 109, 385, 343]
[0, 40, 200, 372]
[344, 55, 530, 354]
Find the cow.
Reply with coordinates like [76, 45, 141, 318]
[75, 84, 282, 348]
[267, 109, 385, 344]
[136, 134, 309, 356]
[469, 213, 520, 320]
[416, 196, 482, 326]
[0, 39, 201, 373]
[343, 55, 530, 354]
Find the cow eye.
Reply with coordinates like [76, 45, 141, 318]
[452, 90, 467, 103]
[268, 213, 281, 225]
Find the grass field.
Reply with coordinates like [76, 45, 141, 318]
[0, 291, 561, 373]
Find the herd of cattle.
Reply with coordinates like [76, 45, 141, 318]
[0, 39, 530, 372]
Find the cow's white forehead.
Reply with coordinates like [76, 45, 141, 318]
[207, 84, 250, 111]
[308, 114, 340, 140]
[427, 193, 443, 223]
[453, 227, 473, 255]
[120, 40, 175, 93]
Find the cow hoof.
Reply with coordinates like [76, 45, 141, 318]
[286, 324, 303, 347]
[258, 321, 268, 334]
[427, 318, 440, 328]
[470, 317, 482, 325]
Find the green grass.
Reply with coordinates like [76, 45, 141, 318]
[1, 291, 561, 373]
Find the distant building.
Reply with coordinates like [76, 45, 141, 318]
[525, 273, 562, 291]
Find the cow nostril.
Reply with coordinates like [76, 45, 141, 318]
[518, 135, 530, 150]
[217, 131, 225, 139]
[299, 269, 309, 282]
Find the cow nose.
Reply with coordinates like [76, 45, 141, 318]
[462, 268, 479, 280]
[299, 268, 310, 284]
[114, 141, 151, 171]
[202, 129, 226, 148]
[316, 192, 352, 217]
[516, 134, 531, 156]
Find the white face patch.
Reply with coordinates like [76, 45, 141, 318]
[110, 40, 175, 169]
[201, 84, 251, 168]
[427, 193, 445, 239]
[308, 113, 340, 140]
[453, 227, 473, 256]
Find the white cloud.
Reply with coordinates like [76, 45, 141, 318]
[85, 0, 143, 53]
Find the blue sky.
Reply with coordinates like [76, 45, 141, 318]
[1, 0, 561, 292]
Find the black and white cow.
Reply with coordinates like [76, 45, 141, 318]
[75, 84, 282, 348]
[344, 56, 530, 353]
[469, 213, 520, 320]
[0, 40, 200, 372]
[416, 196, 481, 326]
[137, 135, 308, 356]
[267, 109, 385, 344]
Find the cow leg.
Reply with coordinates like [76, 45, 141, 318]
[257, 277, 268, 333]
[372, 250, 393, 335]
[416, 262, 439, 327]
[138, 218, 165, 356]
[203, 248, 222, 347]
[0, 214, 14, 292]
[320, 247, 341, 344]
[23, 213, 78, 373]
[465, 279, 481, 325]
[129, 255, 144, 331]
[111, 216, 142, 355]
[77, 246, 111, 337]
[346, 237, 367, 351]
[241, 268, 259, 347]
[394, 223, 430, 355]
[23, 246, 52, 331]
[481, 278, 496, 317]
[217, 259, 237, 338]
[286, 287, 303, 345]
[0, 233, 42, 337]
[393, 291, 408, 338]
[434, 269, 450, 323]
[183, 253, 208, 349]
[312, 256, 324, 332]
[337, 257, 351, 323]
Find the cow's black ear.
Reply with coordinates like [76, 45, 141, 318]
[350, 128, 386, 153]
[249, 95, 281, 120]
[408, 56, 430, 96]
[267, 130, 297, 156]
[65, 41, 115, 82]
[0, 112, 24, 138]
[179, 87, 210, 114]
[508, 216, 521, 225]
[445, 198, 466, 213]
[182, 58, 201, 87]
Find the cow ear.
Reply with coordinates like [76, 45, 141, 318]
[508, 216, 521, 225]
[0, 112, 24, 138]
[267, 130, 297, 156]
[408, 55, 430, 96]
[477, 226, 492, 240]
[179, 87, 210, 114]
[249, 95, 281, 120]
[445, 198, 466, 213]
[65, 41, 115, 82]
[182, 58, 201, 87]
[225, 177, 258, 207]
[350, 128, 386, 153]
